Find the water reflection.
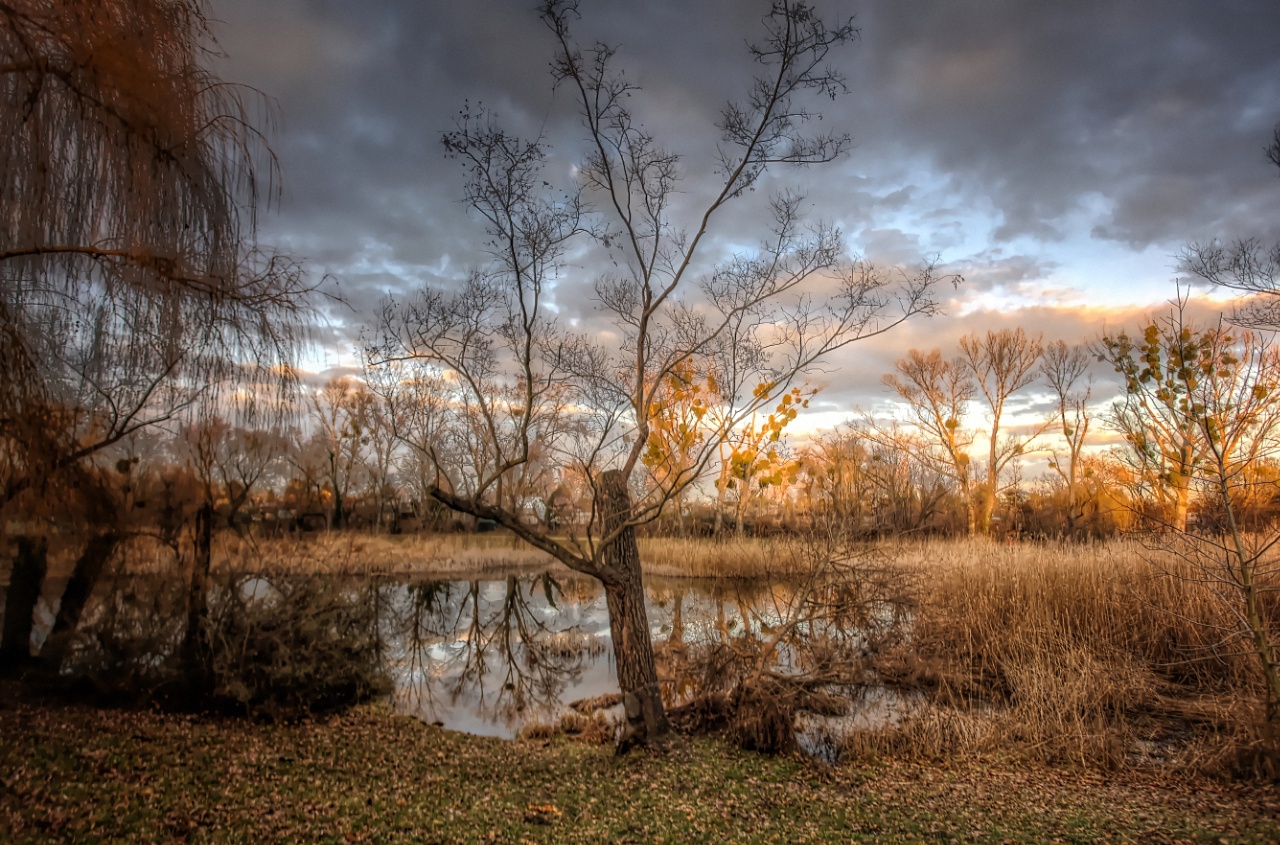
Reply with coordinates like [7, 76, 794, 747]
[379, 572, 898, 741]
[382, 574, 621, 737]
[31, 566, 907, 744]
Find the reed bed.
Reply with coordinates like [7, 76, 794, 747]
[211, 532, 561, 577]
[857, 536, 1275, 774]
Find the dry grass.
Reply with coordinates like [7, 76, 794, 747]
[861, 536, 1275, 774]
[638, 536, 796, 579]
[198, 531, 802, 579]
[89, 527, 864, 581]
[515, 711, 616, 745]
[212, 531, 562, 577]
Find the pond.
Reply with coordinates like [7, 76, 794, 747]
[376, 571, 919, 746]
[8, 566, 919, 752]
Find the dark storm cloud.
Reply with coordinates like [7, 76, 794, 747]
[209, 0, 1280, 373]
[955, 251, 1059, 294]
[848, 0, 1280, 246]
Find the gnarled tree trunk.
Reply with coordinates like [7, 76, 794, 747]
[1, 535, 47, 672]
[40, 531, 119, 667]
[181, 500, 215, 697]
[597, 469, 671, 750]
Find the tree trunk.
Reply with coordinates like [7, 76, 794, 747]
[181, 500, 215, 697]
[1, 536, 47, 672]
[961, 480, 977, 536]
[670, 589, 685, 644]
[714, 460, 729, 536]
[976, 482, 994, 534]
[40, 531, 119, 667]
[332, 487, 345, 530]
[735, 485, 746, 536]
[597, 469, 671, 750]
[1171, 482, 1191, 533]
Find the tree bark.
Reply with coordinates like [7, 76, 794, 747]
[1171, 482, 1191, 533]
[40, 531, 118, 667]
[181, 500, 214, 697]
[1, 536, 47, 672]
[976, 482, 994, 534]
[962, 480, 977, 536]
[597, 469, 671, 750]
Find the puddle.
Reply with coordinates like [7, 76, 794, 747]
[795, 685, 925, 763]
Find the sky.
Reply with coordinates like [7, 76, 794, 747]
[209, 0, 1280, 440]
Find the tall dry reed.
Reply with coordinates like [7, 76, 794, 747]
[860, 536, 1271, 769]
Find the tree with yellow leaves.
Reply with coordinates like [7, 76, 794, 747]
[641, 360, 717, 535]
[715, 383, 816, 535]
[1101, 294, 1280, 723]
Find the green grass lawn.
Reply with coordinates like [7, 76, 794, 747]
[2, 694, 1277, 844]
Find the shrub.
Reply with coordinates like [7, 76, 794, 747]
[205, 574, 391, 721]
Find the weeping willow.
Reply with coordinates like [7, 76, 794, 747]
[0, 0, 313, 503]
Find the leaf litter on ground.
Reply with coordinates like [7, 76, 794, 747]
[1, 685, 1277, 844]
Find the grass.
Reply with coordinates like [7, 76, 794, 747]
[863, 537, 1276, 773]
[220, 531, 558, 576]
[2, 689, 1278, 844]
[202, 531, 798, 579]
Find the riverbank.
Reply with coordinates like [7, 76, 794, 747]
[1, 689, 1277, 844]
[65, 532, 1273, 776]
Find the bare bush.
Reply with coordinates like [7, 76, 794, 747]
[205, 573, 390, 721]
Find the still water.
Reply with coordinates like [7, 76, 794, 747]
[9, 567, 916, 749]
[377, 572, 917, 743]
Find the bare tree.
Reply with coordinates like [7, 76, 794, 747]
[883, 349, 978, 534]
[1183, 122, 1280, 329]
[305, 377, 371, 530]
[363, 356, 464, 529]
[1039, 340, 1094, 535]
[354, 380, 404, 531]
[957, 328, 1045, 533]
[797, 423, 873, 527]
[369, 0, 947, 747]
[863, 420, 955, 534]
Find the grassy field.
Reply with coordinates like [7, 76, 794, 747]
[2, 690, 1278, 844]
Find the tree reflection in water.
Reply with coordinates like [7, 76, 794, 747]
[380, 546, 911, 747]
[384, 574, 610, 735]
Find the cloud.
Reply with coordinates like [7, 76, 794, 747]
[795, 295, 1245, 427]
[847, 0, 1280, 248]
[204, 0, 1280, 418]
